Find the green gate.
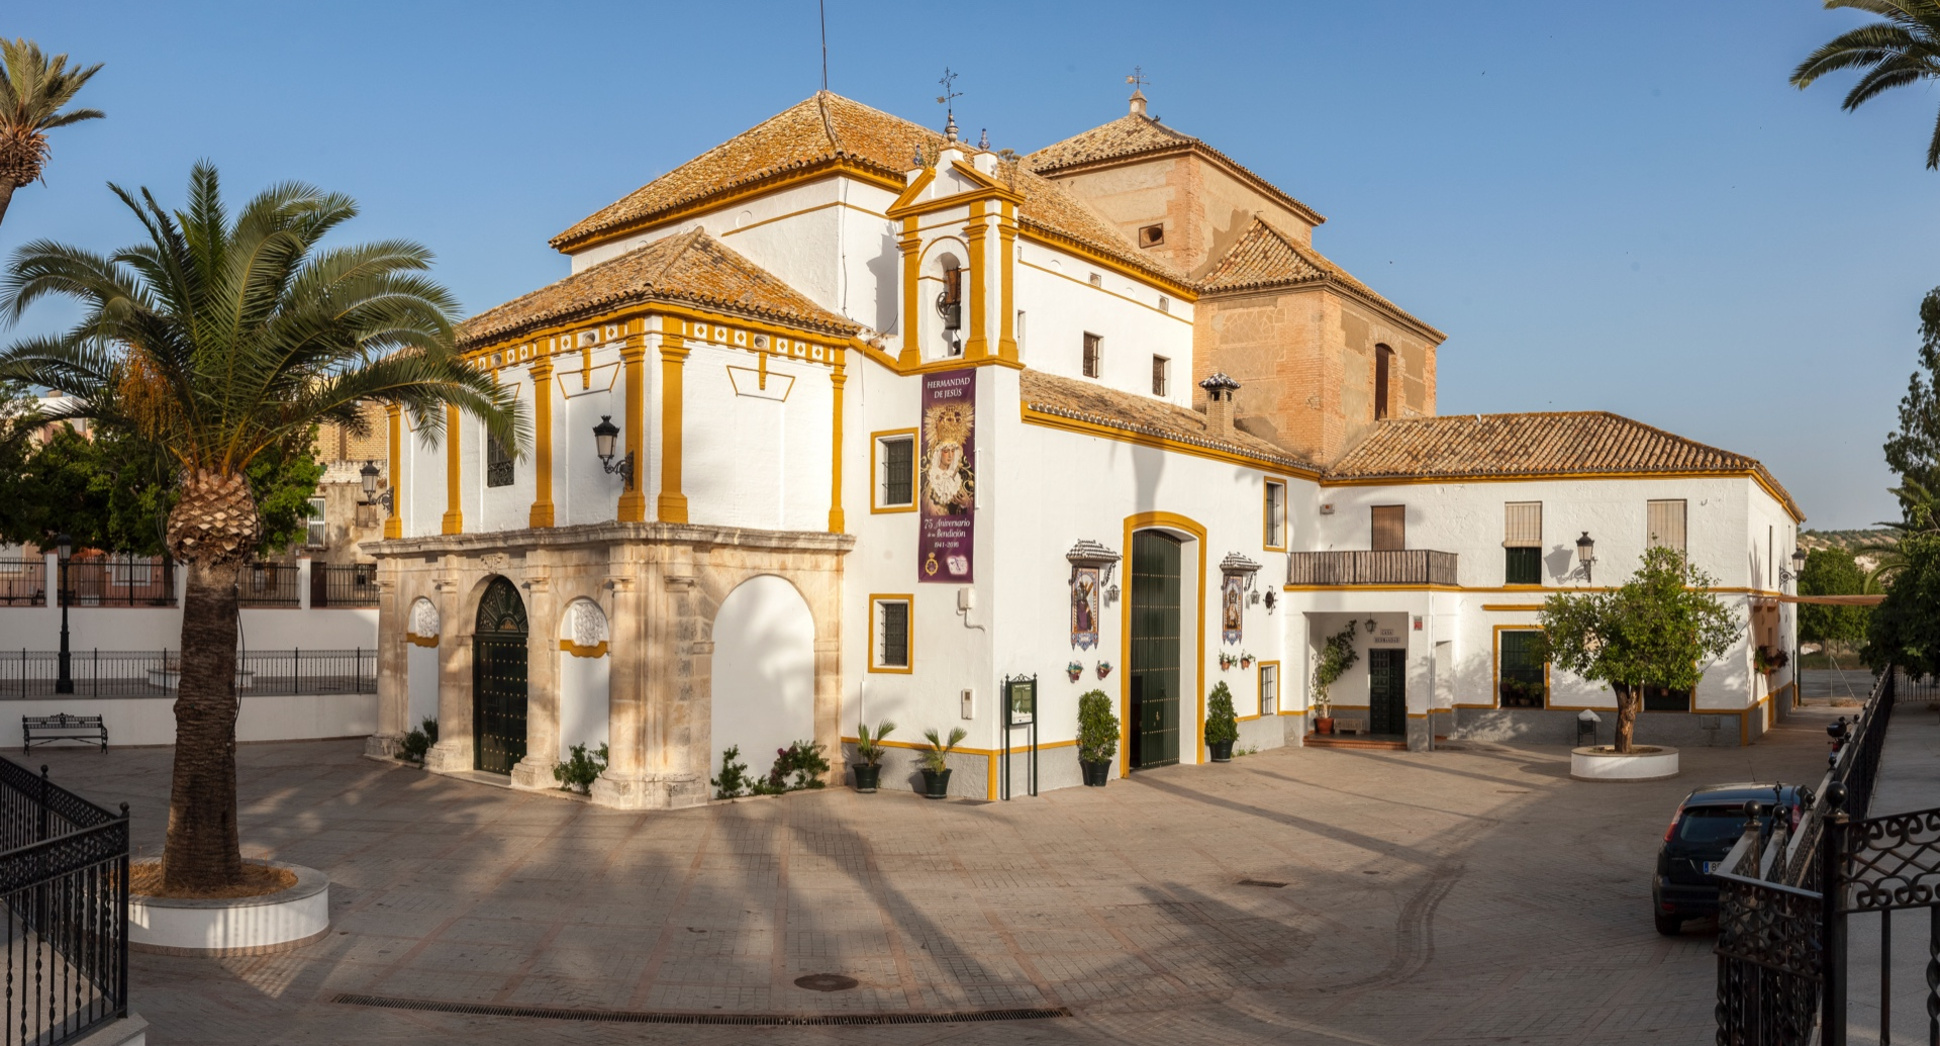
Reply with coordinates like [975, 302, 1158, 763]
[1369, 647, 1407, 737]
[1129, 531, 1181, 768]
[473, 576, 528, 775]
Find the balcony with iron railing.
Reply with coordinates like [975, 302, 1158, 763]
[1285, 549, 1459, 587]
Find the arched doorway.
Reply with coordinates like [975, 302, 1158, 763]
[473, 576, 528, 774]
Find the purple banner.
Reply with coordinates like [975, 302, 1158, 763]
[919, 368, 975, 583]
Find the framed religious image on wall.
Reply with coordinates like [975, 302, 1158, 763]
[1070, 566, 1101, 649]
[1007, 676, 1035, 726]
[1221, 573, 1244, 645]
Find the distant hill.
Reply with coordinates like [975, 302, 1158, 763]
[1802, 529, 1895, 554]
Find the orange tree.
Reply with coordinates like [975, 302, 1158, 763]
[0, 164, 522, 890]
[1534, 547, 1739, 752]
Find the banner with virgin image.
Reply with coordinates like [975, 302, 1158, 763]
[919, 368, 975, 583]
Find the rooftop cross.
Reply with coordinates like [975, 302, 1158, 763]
[1126, 66, 1151, 117]
[935, 67, 963, 143]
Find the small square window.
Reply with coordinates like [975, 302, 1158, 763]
[1504, 547, 1542, 585]
[1088, 273, 1103, 288]
[1151, 355, 1169, 397]
[1083, 333, 1102, 378]
[871, 596, 912, 672]
[873, 432, 916, 512]
[1139, 224, 1165, 247]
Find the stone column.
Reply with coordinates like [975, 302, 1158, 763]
[365, 571, 406, 758]
[660, 559, 707, 808]
[510, 575, 558, 789]
[424, 568, 474, 771]
[528, 356, 556, 529]
[815, 634, 845, 780]
[591, 572, 651, 807]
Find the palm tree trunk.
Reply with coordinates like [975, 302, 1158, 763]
[1613, 683, 1638, 754]
[162, 557, 244, 892]
[0, 182, 14, 229]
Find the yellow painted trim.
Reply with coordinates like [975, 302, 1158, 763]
[963, 201, 989, 361]
[997, 207, 1018, 363]
[1018, 259, 1193, 324]
[617, 333, 647, 523]
[1263, 477, 1290, 551]
[462, 300, 850, 366]
[1257, 659, 1282, 717]
[1018, 228, 1199, 301]
[441, 404, 463, 535]
[657, 334, 689, 523]
[1286, 583, 1786, 596]
[554, 160, 906, 254]
[384, 405, 402, 539]
[948, 159, 1020, 196]
[405, 632, 438, 648]
[869, 428, 919, 514]
[829, 358, 846, 533]
[839, 735, 1078, 759]
[559, 639, 609, 658]
[1119, 512, 1209, 777]
[852, 337, 1023, 375]
[528, 356, 556, 528]
[1492, 624, 1550, 711]
[1319, 469, 1803, 523]
[720, 199, 889, 240]
[867, 594, 914, 673]
[1021, 405, 1320, 480]
[1481, 603, 1547, 612]
[886, 167, 937, 212]
[898, 225, 922, 368]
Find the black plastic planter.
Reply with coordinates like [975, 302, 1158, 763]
[920, 767, 952, 799]
[1208, 740, 1234, 762]
[853, 764, 881, 793]
[1080, 760, 1111, 787]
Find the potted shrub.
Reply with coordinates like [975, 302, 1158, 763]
[919, 727, 966, 799]
[1076, 689, 1118, 786]
[1205, 681, 1239, 761]
[1311, 620, 1360, 734]
[853, 720, 895, 793]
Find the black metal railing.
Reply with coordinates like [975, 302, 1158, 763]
[0, 757, 129, 1044]
[235, 563, 300, 608]
[0, 560, 44, 607]
[1714, 667, 1904, 1046]
[310, 563, 378, 608]
[0, 649, 377, 698]
[61, 557, 174, 608]
[1285, 549, 1459, 587]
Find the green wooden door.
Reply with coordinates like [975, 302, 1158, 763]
[1369, 648, 1406, 736]
[473, 577, 529, 775]
[1129, 531, 1182, 768]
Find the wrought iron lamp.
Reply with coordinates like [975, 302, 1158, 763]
[55, 532, 72, 694]
[592, 415, 634, 488]
[1779, 546, 1807, 588]
[359, 460, 392, 513]
[1576, 531, 1596, 584]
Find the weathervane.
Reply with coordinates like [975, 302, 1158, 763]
[1126, 66, 1150, 91]
[936, 67, 963, 143]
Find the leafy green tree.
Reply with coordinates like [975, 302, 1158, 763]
[1878, 291, 1940, 521]
[0, 40, 103, 229]
[1793, 1, 1940, 168]
[1535, 547, 1741, 753]
[1864, 530, 1940, 673]
[1799, 547, 1874, 647]
[0, 164, 521, 891]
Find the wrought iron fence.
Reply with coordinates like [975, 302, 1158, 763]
[236, 563, 300, 608]
[0, 757, 129, 1044]
[0, 649, 376, 698]
[60, 557, 174, 608]
[0, 559, 44, 607]
[310, 563, 378, 608]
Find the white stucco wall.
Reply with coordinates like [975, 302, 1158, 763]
[710, 575, 817, 780]
[558, 652, 610, 759]
[406, 643, 439, 728]
[1013, 241, 1194, 406]
[0, 605, 376, 652]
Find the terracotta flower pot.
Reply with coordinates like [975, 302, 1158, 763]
[1315, 716, 1336, 735]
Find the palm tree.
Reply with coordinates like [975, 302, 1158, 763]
[0, 39, 103, 229]
[0, 163, 523, 891]
[1792, 1, 1940, 168]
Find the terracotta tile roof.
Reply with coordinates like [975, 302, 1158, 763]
[1197, 219, 1443, 338]
[458, 228, 858, 347]
[1024, 111, 1324, 226]
[1020, 368, 1319, 472]
[1324, 411, 1801, 516]
[995, 160, 1191, 289]
[552, 92, 944, 251]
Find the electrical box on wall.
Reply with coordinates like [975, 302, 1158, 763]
[957, 587, 975, 612]
[960, 689, 974, 720]
[1319, 503, 1335, 514]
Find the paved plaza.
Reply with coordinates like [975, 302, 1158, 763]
[47, 704, 1857, 1045]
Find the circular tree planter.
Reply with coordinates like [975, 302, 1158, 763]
[129, 861, 329, 956]
[1570, 745, 1680, 782]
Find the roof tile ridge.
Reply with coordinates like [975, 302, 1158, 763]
[1589, 409, 1759, 467]
[650, 227, 711, 285]
[814, 89, 845, 156]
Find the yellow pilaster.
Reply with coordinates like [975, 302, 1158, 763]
[440, 404, 463, 535]
[384, 404, 402, 539]
[898, 217, 922, 368]
[829, 350, 846, 533]
[657, 333, 690, 524]
[528, 355, 556, 528]
[617, 336, 648, 523]
[963, 201, 988, 362]
[998, 202, 1018, 363]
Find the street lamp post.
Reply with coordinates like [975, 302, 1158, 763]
[54, 532, 72, 695]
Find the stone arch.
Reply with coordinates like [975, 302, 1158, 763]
[556, 596, 611, 759]
[707, 574, 817, 783]
[405, 596, 441, 728]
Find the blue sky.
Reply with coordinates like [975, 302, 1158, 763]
[5, 1, 1930, 528]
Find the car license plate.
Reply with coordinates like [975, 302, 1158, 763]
[1701, 861, 1717, 874]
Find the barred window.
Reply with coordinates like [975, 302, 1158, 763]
[306, 496, 327, 549]
[1264, 481, 1287, 549]
[1504, 502, 1541, 584]
[1083, 333, 1102, 378]
[487, 433, 514, 488]
[1259, 662, 1279, 715]
[1151, 355, 1169, 397]
[872, 597, 911, 671]
[875, 434, 915, 510]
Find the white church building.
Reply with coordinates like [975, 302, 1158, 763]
[364, 90, 1804, 806]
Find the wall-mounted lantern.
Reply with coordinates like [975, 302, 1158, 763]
[1780, 547, 1808, 588]
[1067, 539, 1122, 603]
[359, 460, 392, 512]
[592, 415, 634, 489]
[1576, 531, 1596, 583]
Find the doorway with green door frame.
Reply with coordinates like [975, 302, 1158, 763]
[1368, 647, 1407, 737]
[1129, 530, 1183, 769]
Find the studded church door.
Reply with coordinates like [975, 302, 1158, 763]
[473, 577, 528, 775]
[1128, 531, 1182, 769]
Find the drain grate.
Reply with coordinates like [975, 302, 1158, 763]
[332, 993, 1069, 1026]
[794, 974, 859, 992]
[1236, 879, 1289, 888]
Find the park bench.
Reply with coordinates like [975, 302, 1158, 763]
[22, 714, 107, 753]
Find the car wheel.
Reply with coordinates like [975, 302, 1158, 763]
[1654, 913, 1682, 936]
